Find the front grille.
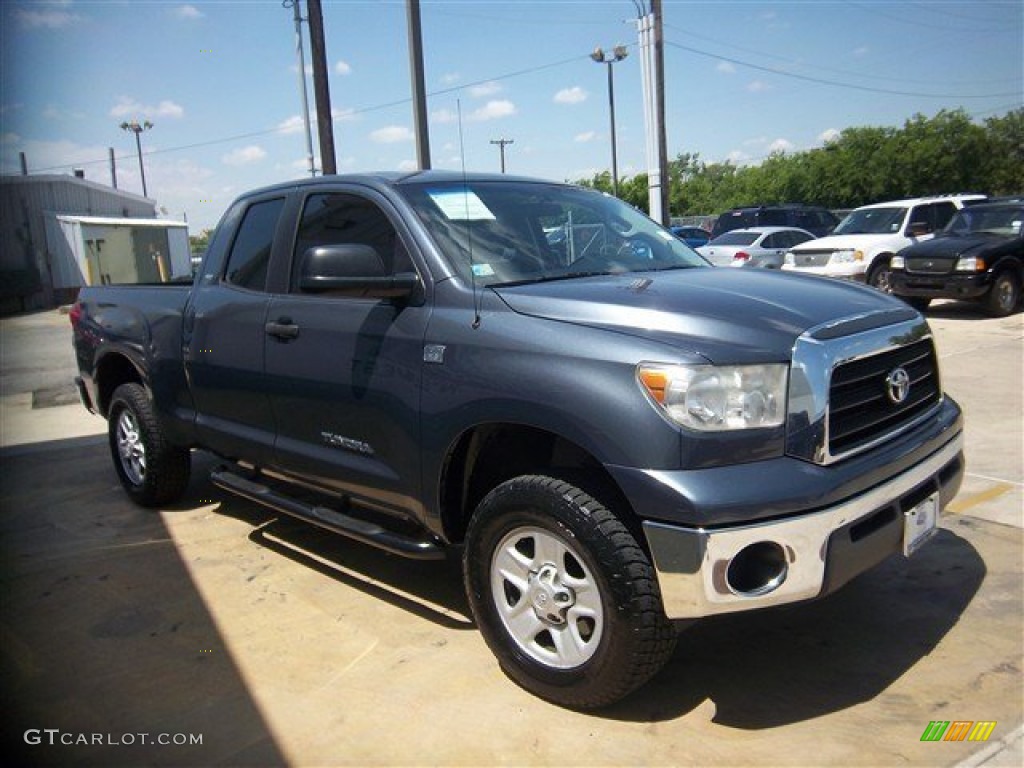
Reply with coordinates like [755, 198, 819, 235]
[906, 257, 954, 275]
[828, 338, 940, 457]
[792, 250, 832, 267]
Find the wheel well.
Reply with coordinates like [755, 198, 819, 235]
[440, 424, 636, 545]
[95, 353, 144, 417]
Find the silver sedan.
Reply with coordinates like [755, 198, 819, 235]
[697, 226, 817, 268]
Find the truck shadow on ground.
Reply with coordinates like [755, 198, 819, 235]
[181, 453, 987, 727]
[607, 524, 986, 725]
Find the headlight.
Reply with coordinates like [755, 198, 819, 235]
[955, 255, 986, 272]
[891, 255, 905, 269]
[638, 363, 788, 431]
[784, 251, 795, 266]
[828, 248, 864, 264]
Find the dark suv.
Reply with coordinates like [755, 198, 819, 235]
[711, 205, 839, 238]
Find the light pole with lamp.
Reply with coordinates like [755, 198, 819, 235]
[120, 120, 153, 198]
[590, 45, 628, 197]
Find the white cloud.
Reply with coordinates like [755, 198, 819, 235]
[469, 81, 502, 98]
[726, 150, 749, 165]
[277, 115, 306, 134]
[431, 109, 458, 124]
[111, 97, 185, 119]
[335, 60, 352, 75]
[746, 80, 771, 93]
[574, 131, 596, 143]
[370, 125, 414, 144]
[818, 128, 841, 144]
[716, 61, 736, 74]
[398, 159, 418, 172]
[853, 46, 869, 58]
[13, 7, 81, 28]
[221, 145, 267, 166]
[441, 72, 461, 85]
[469, 100, 516, 121]
[768, 138, 794, 153]
[554, 87, 588, 105]
[332, 107, 356, 122]
[174, 5, 204, 20]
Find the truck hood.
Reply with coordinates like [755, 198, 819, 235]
[493, 268, 912, 364]
[791, 233, 902, 252]
[901, 232, 1010, 261]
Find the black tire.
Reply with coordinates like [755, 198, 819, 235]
[108, 383, 191, 507]
[985, 271, 1021, 317]
[867, 259, 894, 294]
[464, 475, 677, 710]
[903, 296, 931, 312]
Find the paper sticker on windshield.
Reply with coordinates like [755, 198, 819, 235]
[471, 263, 495, 277]
[428, 188, 496, 221]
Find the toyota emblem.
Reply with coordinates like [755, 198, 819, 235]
[886, 367, 911, 404]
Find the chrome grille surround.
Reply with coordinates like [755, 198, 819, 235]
[787, 312, 942, 465]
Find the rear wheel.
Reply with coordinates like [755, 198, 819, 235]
[108, 383, 190, 507]
[985, 271, 1021, 317]
[464, 475, 677, 709]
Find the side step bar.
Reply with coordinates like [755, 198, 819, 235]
[211, 468, 445, 561]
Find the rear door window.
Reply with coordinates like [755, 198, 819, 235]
[223, 197, 285, 291]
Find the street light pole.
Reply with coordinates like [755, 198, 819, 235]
[490, 138, 514, 173]
[591, 45, 628, 197]
[120, 120, 153, 198]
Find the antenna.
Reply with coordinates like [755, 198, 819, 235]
[457, 99, 482, 329]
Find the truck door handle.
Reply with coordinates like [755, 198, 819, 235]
[265, 319, 299, 340]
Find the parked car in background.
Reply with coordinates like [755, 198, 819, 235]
[890, 200, 1023, 316]
[669, 225, 711, 249]
[711, 205, 839, 239]
[782, 194, 986, 292]
[697, 227, 816, 268]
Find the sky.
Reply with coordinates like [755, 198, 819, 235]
[1, 0, 1021, 233]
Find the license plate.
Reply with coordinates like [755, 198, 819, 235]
[903, 493, 939, 557]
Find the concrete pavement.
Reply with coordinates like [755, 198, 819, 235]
[1, 303, 1020, 766]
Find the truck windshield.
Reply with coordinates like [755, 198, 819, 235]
[944, 205, 1024, 237]
[834, 206, 907, 235]
[399, 180, 706, 286]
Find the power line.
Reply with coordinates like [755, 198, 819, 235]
[664, 39, 1022, 99]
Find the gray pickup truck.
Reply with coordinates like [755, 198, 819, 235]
[71, 172, 964, 709]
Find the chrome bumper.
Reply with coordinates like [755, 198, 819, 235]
[643, 433, 963, 619]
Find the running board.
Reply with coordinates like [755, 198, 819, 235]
[210, 468, 445, 560]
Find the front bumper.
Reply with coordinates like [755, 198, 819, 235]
[781, 263, 867, 282]
[642, 432, 963, 619]
[891, 271, 991, 300]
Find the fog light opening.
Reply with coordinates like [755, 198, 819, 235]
[726, 541, 789, 597]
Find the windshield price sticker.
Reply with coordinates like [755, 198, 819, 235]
[428, 188, 496, 221]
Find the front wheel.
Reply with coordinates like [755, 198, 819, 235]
[464, 475, 677, 709]
[108, 383, 191, 507]
[985, 271, 1021, 317]
[867, 260, 894, 294]
[903, 296, 931, 312]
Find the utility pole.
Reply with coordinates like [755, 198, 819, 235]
[109, 147, 117, 188]
[590, 45, 628, 197]
[490, 138, 514, 173]
[120, 120, 153, 198]
[286, 0, 316, 176]
[652, 0, 670, 225]
[306, 0, 336, 175]
[407, 0, 431, 169]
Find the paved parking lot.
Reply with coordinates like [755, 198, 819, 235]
[1, 302, 1021, 766]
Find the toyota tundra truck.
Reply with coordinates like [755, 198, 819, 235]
[71, 172, 964, 709]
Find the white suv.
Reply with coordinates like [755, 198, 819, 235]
[782, 195, 986, 292]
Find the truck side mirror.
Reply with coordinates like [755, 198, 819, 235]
[299, 244, 420, 300]
[908, 221, 930, 237]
